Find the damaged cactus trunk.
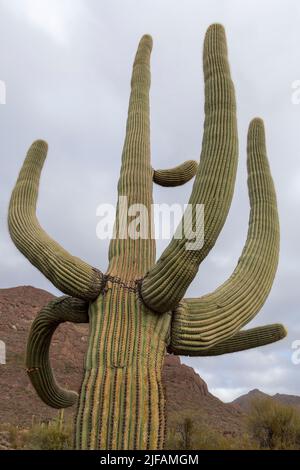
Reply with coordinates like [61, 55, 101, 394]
[8, 24, 287, 450]
[75, 284, 170, 450]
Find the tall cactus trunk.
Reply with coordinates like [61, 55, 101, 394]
[74, 282, 170, 450]
[73, 36, 172, 450]
[74, 36, 167, 450]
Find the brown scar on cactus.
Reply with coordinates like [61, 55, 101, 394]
[8, 24, 286, 450]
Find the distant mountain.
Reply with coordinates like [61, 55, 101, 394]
[0, 286, 245, 437]
[232, 389, 300, 413]
[231, 389, 270, 412]
[273, 393, 300, 410]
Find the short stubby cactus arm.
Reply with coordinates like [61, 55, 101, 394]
[26, 296, 89, 408]
[141, 24, 239, 313]
[168, 324, 287, 356]
[168, 118, 282, 352]
[8, 140, 104, 300]
[152, 160, 198, 187]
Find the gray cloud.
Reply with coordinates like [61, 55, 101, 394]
[0, 0, 299, 401]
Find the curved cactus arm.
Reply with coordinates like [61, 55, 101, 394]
[8, 140, 104, 300]
[167, 118, 280, 350]
[26, 296, 89, 409]
[141, 24, 238, 313]
[152, 160, 198, 187]
[168, 324, 287, 356]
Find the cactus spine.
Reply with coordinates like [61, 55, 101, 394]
[8, 24, 286, 450]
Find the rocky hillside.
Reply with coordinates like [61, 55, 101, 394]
[0, 286, 85, 427]
[163, 355, 244, 436]
[3, 285, 291, 438]
[273, 393, 300, 410]
[232, 389, 300, 413]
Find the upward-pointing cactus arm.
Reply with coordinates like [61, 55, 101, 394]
[168, 119, 285, 355]
[26, 296, 89, 408]
[8, 140, 104, 300]
[153, 160, 198, 187]
[108, 35, 156, 278]
[141, 24, 239, 312]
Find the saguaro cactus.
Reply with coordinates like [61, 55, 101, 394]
[8, 25, 286, 450]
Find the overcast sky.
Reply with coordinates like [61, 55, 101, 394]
[0, 0, 300, 402]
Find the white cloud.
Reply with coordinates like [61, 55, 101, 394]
[210, 387, 247, 402]
[2, 0, 89, 44]
[209, 253, 233, 269]
[287, 171, 300, 202]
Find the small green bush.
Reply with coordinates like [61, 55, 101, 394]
[1, 412, 73, 450]
[24, 412, 73, 450]
[24, 421, 72, 450]
[165, 412, 254, 450]
[247, 397, 300, 449]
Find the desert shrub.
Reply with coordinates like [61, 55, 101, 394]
[166, 413, 200, 449]
[0, 423, 28, 449]
[24, 421, 73, 450]
[7, 424, 22, 449]
[24, 412, 73, 450]
[248, 397, 300, 449]
[175, 416, 194, 450]
[0, 414, 73, 450]
[165, 412, 254, 450]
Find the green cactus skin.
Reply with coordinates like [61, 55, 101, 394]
[26, 297, 89, 408]
[74, 282, 170, 449]
[153, 160, 198, 187]
[141, 25, 239, 313]
[8, 141, 104, 300]
[168, 324, 287, 357]
[167, 119, 282, 355]
[9, 24, 286, 450]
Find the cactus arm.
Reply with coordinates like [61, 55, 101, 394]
[152, 160, 198, 187]
[26, 296, 89, 408]
[141, 24, 238, 312]
[108, 35, 156, 279]
[167, 118, 280, 350]
[168, 324, 287, 356]
[8, 140, 104, 300]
